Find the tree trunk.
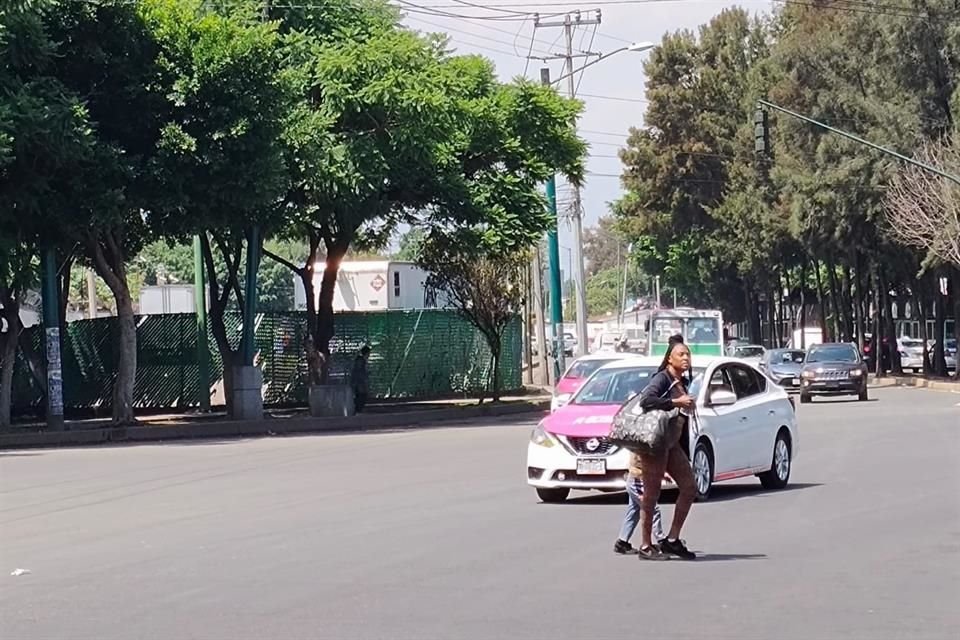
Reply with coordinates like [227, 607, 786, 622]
[873, 266, 884, 377]
[113, 288, 137, 423]
[0, 300, 21, 428]
[814, 259, 829, 342]
[489, 335, 502, 402]
[86, 231, 137, 424]
[799, 262, 807, 349]
[57, 252, 74, 331]
[767, 286, 778, 348]
[880, 269, 902, 375]
[199, 233, 244, 416]
[852, 257, 865, 351]
[825, 257, 844, 341]
[914, 288, 931, 376]
[952, 268, 960, 381]
[315, 241, 349, 383]
[841, 262, 855, 341]
[932, 270, 948, 376]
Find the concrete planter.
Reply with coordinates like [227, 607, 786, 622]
[231, 366, 264, 420]
[308, 384, 355, 417]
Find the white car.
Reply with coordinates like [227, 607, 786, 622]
[898, 337, 925, 372]
[527, 356, 798, 502]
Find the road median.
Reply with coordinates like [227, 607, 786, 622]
[0, 398, 550, 450]
[869, 375, 960, 393]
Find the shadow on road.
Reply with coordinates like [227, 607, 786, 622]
[561, 482, 823, 506]
[692, 552, 767, 562]
[806, 398, 879, 404]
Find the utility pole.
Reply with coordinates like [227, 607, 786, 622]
[539, 67, 566, 380]
[86, 268, 97, 319]
[531, 248, 550, 386]
[534, 10, 601, 358]
[193, 235, 210, 412]
[40, 248, 64, 431]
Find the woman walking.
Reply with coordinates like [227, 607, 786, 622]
[632, 337, 699, 560]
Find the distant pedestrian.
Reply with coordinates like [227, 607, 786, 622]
[351, 345, 371, 413]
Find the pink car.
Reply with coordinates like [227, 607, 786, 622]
[550, 353, 635, 411]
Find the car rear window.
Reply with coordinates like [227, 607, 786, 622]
[565, 359, 617, 379]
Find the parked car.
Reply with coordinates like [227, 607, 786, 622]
[898, 337, 926, 373]
[760, 348, 806, 390]
[927, 338, 958, 371]
[527, 356, 798, 502]
[550, 353, 636, 411]
[800, 342, 869, 403]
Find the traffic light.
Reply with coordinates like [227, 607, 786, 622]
[754, 107, 770, 155]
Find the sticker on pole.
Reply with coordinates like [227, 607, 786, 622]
[370, 275, 386, 291]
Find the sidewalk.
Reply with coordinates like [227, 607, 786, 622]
[0, 394, 550, 450]
[869, 374, 960, 394]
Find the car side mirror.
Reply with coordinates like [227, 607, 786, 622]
[708, 389, 737, 407]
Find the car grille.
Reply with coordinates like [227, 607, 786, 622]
[566, 436, 619, 456]
[817, 369, 850, 380]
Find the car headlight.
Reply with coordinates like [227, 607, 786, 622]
[801, 370, 816, 379]
[531, 425, 557, 448]
[850, 367, 866, 377]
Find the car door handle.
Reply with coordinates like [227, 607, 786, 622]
[739, 416, 749, 422]
[768, 409, 776, 415]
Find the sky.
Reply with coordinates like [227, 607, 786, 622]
[395, 0, 777, 273]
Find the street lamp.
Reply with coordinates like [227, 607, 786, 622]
[549, 42, 656, 86]
[550, 41, 655, 356]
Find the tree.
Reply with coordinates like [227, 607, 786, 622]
[141, 0, 294, 414]
[264, 4, 585, 385]
[885, 139, 960, 268]
[615, 8, 775, 322]
[0, 0, 100, 424]
[419, 234, 527, 402]
[582, 216, 627, 277]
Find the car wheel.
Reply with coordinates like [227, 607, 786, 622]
[759, 431, 791, 490]
[692, 441, 714, 501]
[858, 387, 869, 402]
[536, 488, 570, 503]
[800, 392, 812, 404]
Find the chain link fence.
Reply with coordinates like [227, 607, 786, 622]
[10, 310, 521, 413]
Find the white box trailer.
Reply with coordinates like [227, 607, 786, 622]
[139, 285, 195, 315]
[294, 260, 448, 312]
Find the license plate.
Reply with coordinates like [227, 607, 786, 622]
[577, 458, 606, 475]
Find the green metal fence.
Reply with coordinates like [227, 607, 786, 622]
[10, 310, 521, 413]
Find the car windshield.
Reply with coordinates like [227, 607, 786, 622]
[687, 318, 720, 344]
[735, 346, 764, 358]
[807, 344, 859, 363]
[565, 358, 617, 380]
[574, 367, 659, 405]
[771, 350, 805, 365]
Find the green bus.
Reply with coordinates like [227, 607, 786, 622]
[645, 308, 725, 357]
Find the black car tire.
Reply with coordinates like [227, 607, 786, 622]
[858, 387, 868, 402]
[692, 441, 714, 502]
[759, 430, 791, 490]
[536, 488, 569, 503]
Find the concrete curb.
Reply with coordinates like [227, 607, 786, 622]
[869, 376, 960, 393]
[0, 399, 550, 450]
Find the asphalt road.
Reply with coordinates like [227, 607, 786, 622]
[2, 387, 959, 640]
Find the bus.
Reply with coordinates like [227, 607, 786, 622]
[645, 308, 724, 356]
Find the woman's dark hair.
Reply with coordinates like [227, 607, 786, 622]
[658, 334, 692, 388]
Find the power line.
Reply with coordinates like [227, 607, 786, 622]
[405, 14, 554, 55]
[577, 92, 648, 103]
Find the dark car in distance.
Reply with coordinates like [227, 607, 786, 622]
[800, 342, 869, 404]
